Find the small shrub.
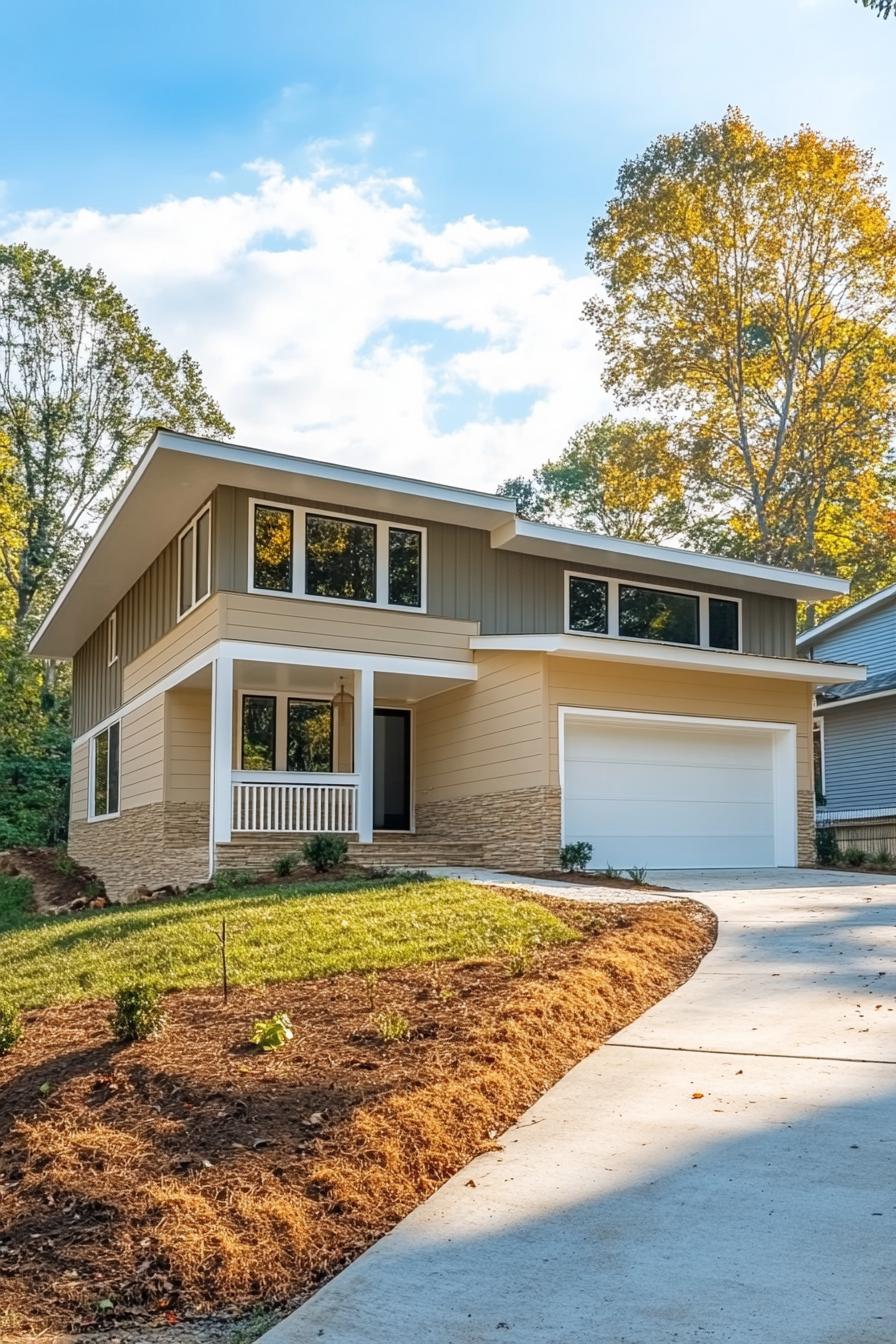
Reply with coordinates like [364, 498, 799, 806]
[302, 833, 349, 872]
[815, 826, 840, 866]
[110, 984, 166, 1043]
[212, 868, 256, 891]
[559, 841, 592, 872]
[870, 847, 894, 870]
[251, 1012, 295, 1051]
[602, 864, 621, 880]
[272, 853, 296, 878]
[842, 845, 866, 869]
[626, 866, 648, 885]
[53, 848, 78, 877]
[373, 1008, 411, 1042]
[504, 945, 534, 978]
[0, 1005, 22, 1055]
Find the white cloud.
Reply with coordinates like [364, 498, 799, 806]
[1, 156, 610, 491]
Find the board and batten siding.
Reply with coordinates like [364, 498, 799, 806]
[808, 600, 896, 677]
[414, 650, 548, 803]
[71, 515, 210, 737]
[818, 698, 896, 812]
[213, 485, 797, 654]
[122, 596, 222, 701]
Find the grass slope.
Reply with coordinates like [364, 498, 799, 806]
[0, 874, 577, 1011]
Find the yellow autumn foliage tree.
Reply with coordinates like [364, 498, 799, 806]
[585, 107, 896, 613]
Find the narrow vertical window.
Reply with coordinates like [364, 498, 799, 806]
[708, 597, 740, 650]
[568, 576, 609, 634]
[241, 695, 277, 770]
[91, 722, 120, 819]
[107, 611, 118, 666]
[178, 503, 212, 617]
[388, 527, 422, 607]
[253, 504, 294, 592]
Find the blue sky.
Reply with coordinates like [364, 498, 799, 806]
[3, 0, 895, 488]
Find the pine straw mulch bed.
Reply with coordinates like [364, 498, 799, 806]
[0, 894, 715, 1340]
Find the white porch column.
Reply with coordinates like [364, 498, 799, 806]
[210, 655, 234, 851]
[353, 667, 374, 843]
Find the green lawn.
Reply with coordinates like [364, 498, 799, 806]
[0, 873, 578, 1012]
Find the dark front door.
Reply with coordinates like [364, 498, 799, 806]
[373, 708, 411, 830]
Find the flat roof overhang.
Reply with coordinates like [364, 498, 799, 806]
[29, 431, 517, 659]
[490, 519, 851, 605]
[470, 633, 866, 685]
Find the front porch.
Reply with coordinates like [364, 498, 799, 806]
[192, 643, 478, 859]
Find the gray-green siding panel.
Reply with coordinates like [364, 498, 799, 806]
[820, 699, 896, 811]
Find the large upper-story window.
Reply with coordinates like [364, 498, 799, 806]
[178, 502, 211, 618]
[249, 499, 425, 611]
[566, 572, 741, 651]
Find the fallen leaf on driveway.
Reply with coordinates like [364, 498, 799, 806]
[691, 1092, 704, 1099]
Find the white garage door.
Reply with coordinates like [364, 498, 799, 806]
[562, 714, 784, 869]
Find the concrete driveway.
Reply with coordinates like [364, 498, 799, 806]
[263, 869, 896, 1344]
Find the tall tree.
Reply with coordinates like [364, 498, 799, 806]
[0, 243, 233, 630]
[499, 417, 689, 543]
[584, 109, 896, 590]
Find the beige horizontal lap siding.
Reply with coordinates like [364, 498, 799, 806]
[70, 740, 90, 823]
[547, 658, 814, 790]
[120, 694, 165, 810]
[165, 687, 211, 805]
[122, 596, 221, 701]
[220, 590, 476, 662]
[415, 651, 548, 802]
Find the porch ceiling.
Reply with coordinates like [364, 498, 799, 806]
[233, 660, 467, 702]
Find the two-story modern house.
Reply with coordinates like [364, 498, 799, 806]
[798, 583, 896, 854]
[29, 430, 861, 900]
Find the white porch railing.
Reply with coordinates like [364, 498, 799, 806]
[231, 771, 359, 833]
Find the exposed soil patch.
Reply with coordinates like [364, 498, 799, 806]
[0, 895, 714, 1339]
[0, 848, 107, 914]
[511, 869, 674, 893]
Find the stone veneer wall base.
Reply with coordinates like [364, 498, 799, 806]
[415, 786, 562, 871]
[68, 802, 209, 902]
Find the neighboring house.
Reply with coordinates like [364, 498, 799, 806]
[29, 430, 861, 900]
[797, 584, 896, 851]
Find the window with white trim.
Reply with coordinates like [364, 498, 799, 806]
[240, 692, 335, 773]
[178, 503, 212, 619]
[249, 499, 426, 611]
[565, 572, 742, 651]
[90, 721, 120, 820]
[813, 718, 825, 803]
[107, 611, 118, 667]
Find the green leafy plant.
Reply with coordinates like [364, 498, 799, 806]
[110, 984, 166, 1043]
[842, 845, 867, 868]
[504, 943, 535, 978]
[815, 826, 840, 866]
[602, 864, 621, 880]
[0, 1004, 22, 1055]
[272, 854, 296, 878]
[869, 847, 894, 869]
[53, 848, 78, 877]
[373, 1008, 411, 1042]
[251, 1012, 295, 1051]
[626, 866, 648, 885]
[559, 841, 592, 872]
[302, 833, 349, 872]
[212, 867, 256, 890]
